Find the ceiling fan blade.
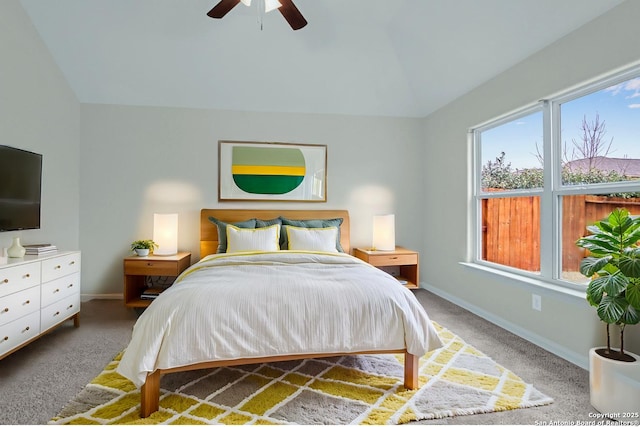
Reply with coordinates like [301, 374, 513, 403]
[207, 0, 241, 18]
[277, 0, 307, 30]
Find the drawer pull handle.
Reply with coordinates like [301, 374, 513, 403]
[67, 284, 74, 288]
[24, 300, 30, 305]
[390, 257, 398, 260]
[2, 307, 8, 313]
[2, 279, 8, 284]
[54, 288, 60, 293]
[147, 262, 153, 266]
[55, 265, 62, 269]
[54, 311, 60, 316]
[22, 326, 30, 333]
[70, 261, 75, 265]
[2, 336, 8, 342]
[67, 304, 74, 309]
[25, 273, 30, 278]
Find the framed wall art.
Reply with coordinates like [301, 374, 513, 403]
[218, 141, 327, 202]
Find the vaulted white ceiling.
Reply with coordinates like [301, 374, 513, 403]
[20, 0, 625, 117]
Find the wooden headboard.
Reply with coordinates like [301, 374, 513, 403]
[200, 209, 350, 258]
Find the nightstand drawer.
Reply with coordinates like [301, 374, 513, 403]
[366, 253, 417, 267]
[124, 259, 183, 276]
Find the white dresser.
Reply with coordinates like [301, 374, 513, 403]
[0, 251, 80, 360]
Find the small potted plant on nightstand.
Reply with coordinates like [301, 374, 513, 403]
[130, 240, 158, 257]
[575, 207, 640, 418]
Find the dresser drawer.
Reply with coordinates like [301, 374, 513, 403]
[0, 311, 40, 356]
[41, 253, 81, 283]
[0, 286, 40, 327]
[41, 272, 80, 307]
[366, 253, 417, 267]
[0, 263, 41, 298]
[41, 293, 80, 332]
[124, 259, 183, 276]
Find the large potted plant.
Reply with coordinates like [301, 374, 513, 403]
[575, 207, 640, 416]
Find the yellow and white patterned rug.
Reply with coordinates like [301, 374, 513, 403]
[49, 323, 552, 425]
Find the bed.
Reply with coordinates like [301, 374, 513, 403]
[117, 209, 443, 417]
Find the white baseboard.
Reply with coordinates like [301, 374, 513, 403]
[422, 282, 588, 370]
[81, 293, 123, 302]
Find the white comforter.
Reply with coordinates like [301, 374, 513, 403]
[117, 251, 443, 387]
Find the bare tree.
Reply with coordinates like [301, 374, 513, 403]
[564, 113, 614, 171]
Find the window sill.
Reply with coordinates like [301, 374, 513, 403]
[459, 262, 586, 302]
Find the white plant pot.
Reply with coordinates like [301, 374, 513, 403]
[135, 248, 149, 257]
[589, 347, 640, 419]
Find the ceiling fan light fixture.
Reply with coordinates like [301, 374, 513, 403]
[239, 0, 280, 13]
[207, 0, 306, 30]
[264, 0, 282, 13]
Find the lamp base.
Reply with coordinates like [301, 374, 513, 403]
[152, 251, 178, 256]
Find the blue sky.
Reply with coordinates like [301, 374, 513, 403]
[481, 77, 640, 169]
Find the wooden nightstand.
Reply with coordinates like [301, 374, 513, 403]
[353, 246, 419, 289]
[123, 252, 191, 308]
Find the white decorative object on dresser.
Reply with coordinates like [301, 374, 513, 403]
[0, 251, 80, 360]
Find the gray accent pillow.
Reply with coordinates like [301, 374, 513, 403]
[255, 217, 282, 228]
[208, 217, 257, 253]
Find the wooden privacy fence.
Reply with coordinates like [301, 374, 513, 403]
[482, 195, 640, 272]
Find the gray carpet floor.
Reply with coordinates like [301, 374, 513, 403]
[0, 290, 593, 425]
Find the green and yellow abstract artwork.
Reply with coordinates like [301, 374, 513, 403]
[219, 141, 327, 201]
[231, 146, 305, 195]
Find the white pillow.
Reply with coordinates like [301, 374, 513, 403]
[285, 225, 339, 253]
[226, 224, 280, 253]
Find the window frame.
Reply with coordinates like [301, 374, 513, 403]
[471, 64, 640, 291]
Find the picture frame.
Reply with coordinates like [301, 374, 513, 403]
[218, 141, 327, 202]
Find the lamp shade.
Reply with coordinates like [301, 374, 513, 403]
[153, 213, 178, 256]
[372, 214, 395, 251]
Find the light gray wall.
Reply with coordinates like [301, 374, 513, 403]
[421, 0, 640, 368]
[0, 1, 80, 254]
[79, 104, 424, 296]
[6, 0, 640, 370]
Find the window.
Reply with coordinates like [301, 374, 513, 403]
[473, 67, 640, 288]
[476, 110, 543, 273]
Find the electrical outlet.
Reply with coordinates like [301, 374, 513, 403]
[532, 294, 542, 311]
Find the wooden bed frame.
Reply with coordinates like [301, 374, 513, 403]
[138, 209, 419, 417]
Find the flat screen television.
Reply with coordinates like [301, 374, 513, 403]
[0, 145, 43, 231]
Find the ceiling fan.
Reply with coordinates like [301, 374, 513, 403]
[207, 0, 308, 30]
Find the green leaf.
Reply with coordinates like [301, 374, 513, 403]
[618, 249, 640, 278]
[586, 276, 609, 306]
[576, 236, 620, 255]
[586, 224, 604, 235]
[597, 295, 626, 324]
[579, 256, 612, 277]
[620, 302, 640, 326]
[627, 281, 640, 309]
[601, 271, 628, 296]
[608, 208, 629, 227]
[622, 224, 640, 247]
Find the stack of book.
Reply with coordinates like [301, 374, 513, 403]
[141, 286, 168, 300]
[24, 244, 58, 255]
